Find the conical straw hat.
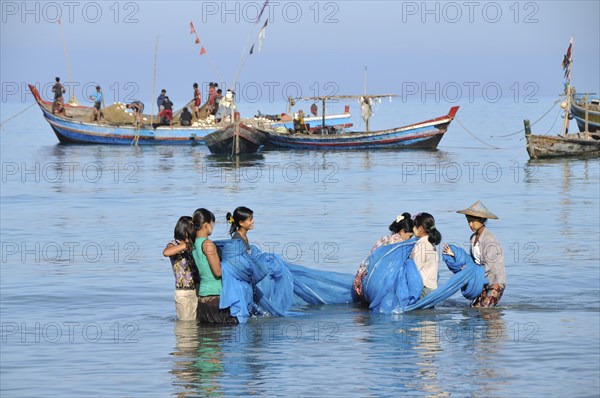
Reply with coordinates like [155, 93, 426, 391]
[456, 200, 498, 219]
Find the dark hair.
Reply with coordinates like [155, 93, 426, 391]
[183, 107, 188, 112]
[414, 212, 441, 246]
[161, 89, 166, 93]
[55, 77, 60, 82]
[193, 83, 198, 88]
[192, 208, 215, 231]
[96, 86, 101, 90]
[217, 89, 222, 94]
[389, 212, 414, 234]
[226, 206, 253, 236]
[466, 215, 487, 225]
[173, 216, 194, 249]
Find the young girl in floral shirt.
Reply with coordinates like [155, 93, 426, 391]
[163, 216, 200, 321]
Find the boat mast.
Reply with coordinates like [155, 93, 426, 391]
[231, 95, 240, 156]
[364, 65, 369, 132]
[57, 19, 78, 105]
[321, 97, 326, 131]
[150, 36, 159, 127]
[364, 65, 367, 97]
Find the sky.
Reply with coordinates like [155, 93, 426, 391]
[1, 0, 599, 109]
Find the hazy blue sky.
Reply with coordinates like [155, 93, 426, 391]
[1, 0, 599, 108]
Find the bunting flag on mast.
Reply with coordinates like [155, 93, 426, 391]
[562, 36, 573, 83]
[190, 21, 206, 55]
[248, 20, 268, 56]
[256, 0, 269, 23]
[257, 19, 268, 51]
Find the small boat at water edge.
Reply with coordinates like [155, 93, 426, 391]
[524, 91, 600, 159]
[259, 106, 460, 150]
[524, 92, 600, 159]
[524, 130, 600, 159]
[524, 37, 600, 159]
[204, 123, 267, 155]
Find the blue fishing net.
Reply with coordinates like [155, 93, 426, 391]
[215, 240, 353, 323]
[362, 240, 423, 313]
[215, 240, 487, 322]
[362, 242, 488, 313]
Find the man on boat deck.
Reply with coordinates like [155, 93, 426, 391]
[157, 89, 167, 110]
[126, 100, 145, 126]
[52, 77, 66, 115]
[193, 83, 201, 119]
[159, 96, 174, 125]
[89, 86, 103, 122]
[213, 89, 223, 116]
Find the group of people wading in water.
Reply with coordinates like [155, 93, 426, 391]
[164, 201, 506, 323]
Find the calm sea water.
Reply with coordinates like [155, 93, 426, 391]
[1, 98, 599, 397]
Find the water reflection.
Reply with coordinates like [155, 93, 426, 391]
[171, 321, 225, 397]
[458, 308, 508, 396]
[171, 320, 269, 397]
[350, 308, 509, 397]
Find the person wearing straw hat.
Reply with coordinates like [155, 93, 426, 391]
[443, 200, 506, 307]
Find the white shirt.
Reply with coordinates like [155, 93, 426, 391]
[472, 240, 482, 265]
[410, 236, 439, 289]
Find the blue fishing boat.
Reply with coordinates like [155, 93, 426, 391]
[30, 84, 217, 145]
[260, 103, 460, 150]
[30, 84, 353, 145]
[571, 93, 600, 133]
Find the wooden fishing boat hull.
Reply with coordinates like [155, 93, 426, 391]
[525, 133, 600, 159]
[29, 84, 216, 145]
[260, 106, 459, 150]
[571, 98, 600, 133]
[204, 123, 267, 155]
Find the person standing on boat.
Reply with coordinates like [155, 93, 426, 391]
[159, 96, 174, 125]
[207, 82, 217, 115]
[157, 89, 167, 109]
[213, 89, 223, 116]
[89, 85, 103, 122]
[126, 100, 144, 126]
[353, 213, 415, 302]
[52, 77, 66, 114]
[443, 200, 506, 307]
[411, 213, 442, 299]
[226, 207, 254, 253]
[163, 216, 200, 321]
[192, 208, 238, 324]
[193, 83, 202, 119]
